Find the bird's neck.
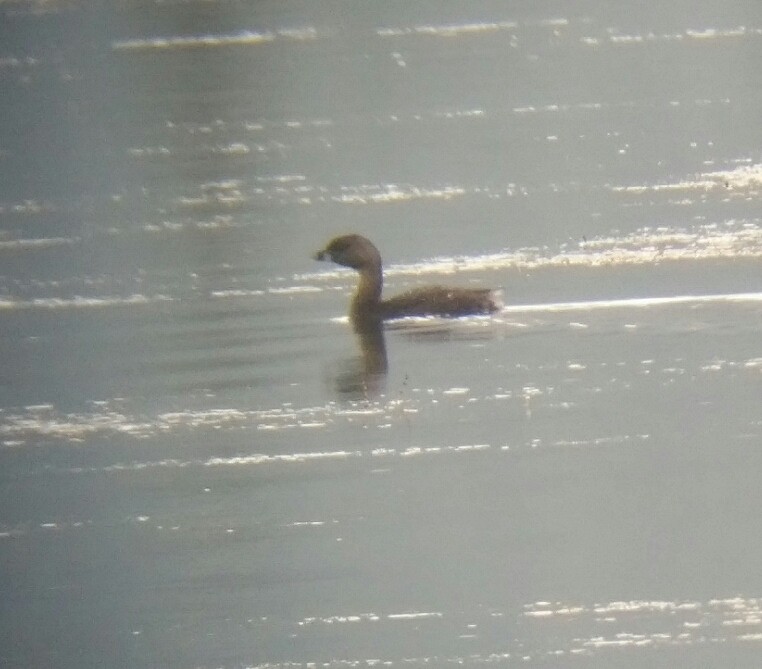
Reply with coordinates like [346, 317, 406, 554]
[351, 265, 383, 317]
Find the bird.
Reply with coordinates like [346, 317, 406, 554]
[313, 234, 500, 324]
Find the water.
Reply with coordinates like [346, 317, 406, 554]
[1, 1, 761, 667]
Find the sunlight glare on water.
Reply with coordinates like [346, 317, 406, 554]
[1, 1, 761, 667]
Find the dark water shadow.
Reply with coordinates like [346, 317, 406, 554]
[330, 316, 505, 399]
[331, 316, 388, 400]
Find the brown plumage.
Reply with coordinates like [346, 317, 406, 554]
[313, 234, 500, 322]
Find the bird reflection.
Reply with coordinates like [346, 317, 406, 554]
[332, 314, 388, 399]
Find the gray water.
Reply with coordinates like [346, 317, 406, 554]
[1, 1, 762, 667]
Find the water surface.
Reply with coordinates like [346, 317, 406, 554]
[1, 1, 761, 667]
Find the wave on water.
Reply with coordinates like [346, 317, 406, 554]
[112, 27, 319, 51]
[6, 327, 762, 454]
[299, 218, 762, 288]
[610, 162, 762, 196]
[53, 438, 653, 474]
[1, 223, 760, 312]
[110, 16, 762, 53]
[504, 292, 762, 314]
[0, 199, 56, 216]
[227, 595, 762, 668]
[375, 17, 762, 52]
[154, 158, 758, 213]
[0, 294, 173, 311]
[377, 20, 519, 38]
[0, 236, 76, 251]
[329, 291, 762, 331]
[0, 388, 653, 453]
[585, 25, 762, 47]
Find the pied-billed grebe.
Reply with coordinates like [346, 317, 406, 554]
[313, 234, 500, 321]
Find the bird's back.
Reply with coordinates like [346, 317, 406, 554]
[380, 286, 500, 319]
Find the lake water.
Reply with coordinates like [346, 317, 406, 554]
[1, 1, 761, 667]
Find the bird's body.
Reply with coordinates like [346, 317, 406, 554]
[379, 285, 498, 319]
[314, 234, 500, 323]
